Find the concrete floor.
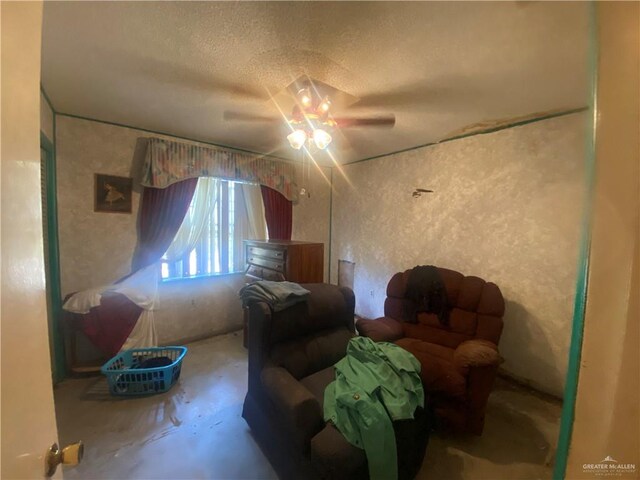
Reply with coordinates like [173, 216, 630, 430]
[54, 332, 561, 480]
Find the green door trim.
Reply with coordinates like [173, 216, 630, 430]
[552, 3, 598, 478]
[41, 129, 66, 383]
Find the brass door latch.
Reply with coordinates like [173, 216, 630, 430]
[45, 441, 84, 477]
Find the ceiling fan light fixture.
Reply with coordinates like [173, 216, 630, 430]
[287, 129, 307, 150]
[313, 129, 332, 150]
[298, 88, 312, 108]
[318, 96, 331, 114]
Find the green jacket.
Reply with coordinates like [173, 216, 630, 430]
[323, 336, 424, 480]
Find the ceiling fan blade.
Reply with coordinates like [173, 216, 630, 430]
[351, 74, 511, 112]
[334, 115, 396, 128]
[223, 111, 281, 123]
[96, 48, 269, 101]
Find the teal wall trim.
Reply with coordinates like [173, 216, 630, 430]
[41, 129, 66, 383]
[55, 112, 292, 161]
[40, 84, 56, 113]
[346, 107, 589, 166]
[553, 4, 598, 479]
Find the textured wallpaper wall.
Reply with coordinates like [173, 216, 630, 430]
[57, 116, 141, 294]
[292, 162, 332, 281]
[331, 112, 587, 396]
[55, 116, 329, 343]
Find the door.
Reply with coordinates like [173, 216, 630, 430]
[1, 2, 62, 478]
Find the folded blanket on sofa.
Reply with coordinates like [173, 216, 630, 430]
[239, 280, 310, 312]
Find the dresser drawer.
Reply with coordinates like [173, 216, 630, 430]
[248, 255, 285, 272]
[247, 246, 286, 261]
[262, 270, 286, 282]
[246, 265, 263, 278]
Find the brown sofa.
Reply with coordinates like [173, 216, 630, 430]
[242, 283, 431, 480]
[357, 267, 505, 435]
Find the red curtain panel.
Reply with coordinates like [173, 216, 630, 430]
[132, 177, 198, 271]
[260, 185, 292, 240]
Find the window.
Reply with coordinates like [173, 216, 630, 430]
[161, 179, 252, 280]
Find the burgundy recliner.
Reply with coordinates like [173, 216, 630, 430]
[356, 267, 505, 435]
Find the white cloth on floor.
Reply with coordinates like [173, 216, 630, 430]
[120, 310, 158, 351]
[62, 287, 104, 314]
[62, 264, 159, 350]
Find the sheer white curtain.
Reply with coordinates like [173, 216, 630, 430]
[161, 178, 268, 278]
[163, 177, 219, 263]
[241, 183, 268, 240]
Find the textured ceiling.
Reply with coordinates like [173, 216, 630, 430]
[41, 1, 589, 164]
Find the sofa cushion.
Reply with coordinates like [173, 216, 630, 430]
[437, 268, 465, 305]
[477, 282, 505, 316]
[396, 338, 466, 398]
[475, 314, 504, 344]
[417, 308, 478, 336]
[270, 327, 353, 379]
[310, 424, 368, 480]
[300, 366, 335, 410]
[356, 316, 404, 343]
[268, 284, 355, 345]
[402, 322, 473, 349]
[455, 276, 485, 311]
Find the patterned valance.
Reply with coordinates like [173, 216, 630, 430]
[140, 137, 299, 202]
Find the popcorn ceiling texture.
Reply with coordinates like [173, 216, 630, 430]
[41, 1, 589, 163]
[331, 113, 587, 397]
[55, 116, 329, 344]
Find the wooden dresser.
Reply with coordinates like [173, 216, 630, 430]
[243, 240, 324, 346]
[244, 240, 324, 284]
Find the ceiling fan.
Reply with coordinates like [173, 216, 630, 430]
[223, 77, 396, 151]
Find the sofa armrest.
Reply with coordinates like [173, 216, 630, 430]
[356, 316, 404, 343]
[310, 423, 367, 480]
[260, 366, 324, 444]
[453, 340, 502, 434]
[453, 339, 503, 372]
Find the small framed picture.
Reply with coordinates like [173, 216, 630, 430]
[94, 174, 133, 213]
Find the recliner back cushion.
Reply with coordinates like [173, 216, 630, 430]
[384, 267, 505, 347]
[269, 283, 354, 346]
[269, 327, 353, 379]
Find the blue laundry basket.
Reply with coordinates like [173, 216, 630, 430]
[101, 346, 187, 396]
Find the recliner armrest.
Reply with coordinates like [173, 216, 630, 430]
[356, 316, 404, 343]
[260, 366, 324, 444]
[453, 339, 503, 373]
[310, 423, 367, 479]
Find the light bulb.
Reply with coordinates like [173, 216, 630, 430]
[318, 96, 331, 113]
[287, 129, 307, 150]
[298, 88, 312, 107]
[313, 129, 332, 150]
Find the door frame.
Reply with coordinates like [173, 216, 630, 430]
[41, 129, 66, 383]
[552, 3, 597, 478]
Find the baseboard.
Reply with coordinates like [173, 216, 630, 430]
[159, 326, 243, 347]
[497, 370, 563, 403]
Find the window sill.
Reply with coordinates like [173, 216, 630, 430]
[160, 271, 245, 284]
